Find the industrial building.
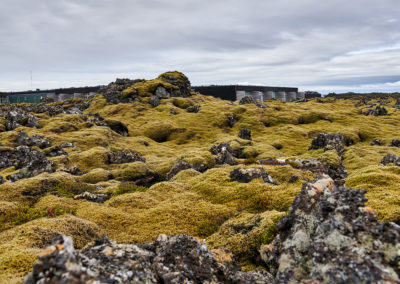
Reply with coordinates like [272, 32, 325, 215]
[192, 85, 311, 102]
[0, 86, 100, 104]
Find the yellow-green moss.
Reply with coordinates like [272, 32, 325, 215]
[78, 168, 112, 184]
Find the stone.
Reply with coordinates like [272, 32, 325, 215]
[5, 108, 38, 130]
[238, 128, 251, 140]
[99, 78, 140, 104]
[230, 167, 276, 184]
[380, 154, 400, 166]
[107, 150, 146, 164]
[210, 143, 237, 165]
[186, 104, 200, 113]
[371, 139, 382, 146]
[170, 108, 177, 115]
[24, 234, 274, 284]
[149, 95, 160, 107]
[59, 166, 87, 176]
[44, 145, 68, 157]
[239, 96, 256, 105]
[260, 176, 400, 283]
[166, 160, 208, 180]
[309, 132, 345, 155]
[73, 192, 111, 203]
[226, 114, 237, 127]
[15, 131, 51, 149]
[364, 105, 388, 116]
[0, 176, 4, 185]
[389, 139, 400, 148]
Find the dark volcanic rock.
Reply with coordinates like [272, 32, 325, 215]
[260, 176, 400, 283]
[226, 114, 237, 127]
[389, 139, 400, 148]
[15, 131, 51, 149]
[380, 153, 400, 166]
[6, 108, 38, 130]
[107, 150, 146, 164]
[44, 145, 68, 157]
[186, 104, 200, 113]
[364, 105, 388, 116]
[239, 96, 256, 105]
[59, 166, 87, 176]
[309, 132, 345, 155]
[230, 167, 276, 184]
[166, 160, 208, 180]
[99, 78, 140, 104]
[25, 234, 273, 284]
[73, 192, 111, 203]
[371, 139, 382, 146]
[238, 128, 251, 140]
[0, 146, 56, 182]
[149, 95, 160, 107]
[158, 72, 192, 98]
[88, 113, 129, 136]
[0, 176, 4, 185]
[210, 142, 237, 165]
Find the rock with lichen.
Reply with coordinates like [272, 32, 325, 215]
[230, 167, 276, 184]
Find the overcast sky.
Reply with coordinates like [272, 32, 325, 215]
[1, 0, 400, 93]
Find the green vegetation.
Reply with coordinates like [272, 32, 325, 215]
[113, 182, 148, 196]
[55, 181, 97, 198]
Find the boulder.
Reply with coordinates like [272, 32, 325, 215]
[15, 131, 51, 149]
[186, 104, 200, 113]
[24, 234, 274, 284]
[107, 150, 146, 164]
[6, 108, 38, 130]
[309, 132, 345, 155]
[371, 139, 382, 146]
[99, 78, 140, 104]
[73, 192, 111, 203]
[210, 143, 237, 165]
[149, 95, 160, 107]
[380, 154, 400, 166]
[389, 139, 400, 148]
[166, 160, 208, 180]
[238, 128, 251, 140]
[260, 176, 400, 283]
[230, 167, 276, 184]
[363, 105, 388, 116]
[226, 114, 237, 127]
[239, 96, 256, 105]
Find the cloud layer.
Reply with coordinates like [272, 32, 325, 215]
[1, 0, 400, 93]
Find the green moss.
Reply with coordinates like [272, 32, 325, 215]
[78, 168, 113, 184]
[112, 162, 149, 181]
[172, 98, 194, 109]
[55, 181, 97, 198]
[112, 182, 148, 196]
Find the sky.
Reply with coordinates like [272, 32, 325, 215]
[1, 0, 400, 94]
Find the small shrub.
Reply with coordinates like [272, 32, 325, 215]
[55, 181, 97, 198]
[262, 214, 286, 244]
[113, 182, 148, 196]
[0, 206, 71, 228]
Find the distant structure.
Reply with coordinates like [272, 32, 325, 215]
[192, 85, 314, 102]
[0, 86, 100, 104]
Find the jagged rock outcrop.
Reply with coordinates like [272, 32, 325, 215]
[238, 128, 251, 140]
[210, 143, 237, 165]
[88, 113, 129, 137]
[15, 131, 51, 149]
[364, 105, 388, 116]
[239, 96, 267, 108]
[230, 167, 276, 184]
[259, 158, 347, 185]
[389, 139, 400, 148]
[0, 146, 56, 182]
[73, 192, 111, 203]
[99, 78, 140, 104]
[380, 153, 400, 166]
[25, 234, 273, 284]
[107, 150, 146, 164]
[157, 72, 192, 98]
[226, 114, 237, 128]
[166, 160, 208, 180]
[5, 108, 38, 130]
[309, 132, 345, 154]
[44, 145, 68, 157]
[260, 176, 400, 283]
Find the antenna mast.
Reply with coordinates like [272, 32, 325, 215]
[30, 71, 33, 89]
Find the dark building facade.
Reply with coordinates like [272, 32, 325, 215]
[192, 85, 303, 102]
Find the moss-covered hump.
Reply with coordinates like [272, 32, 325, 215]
[2, 73, 400, 282]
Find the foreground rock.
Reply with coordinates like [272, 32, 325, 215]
[15, 130, 51, 149]
[309, 132, 345, 154]
[210, 142, 237, 165]
[73, 192, 111, 203]
[261, 176, 400, 283]
[25, 234, 273, 284]
[0, 146, 56, 181]
[166, 160, 208, 180]
[230, 167, 276, 184]
[5, 108, 38, 130]
[364, 105, 388, 116]
[380, 153, 400, 166]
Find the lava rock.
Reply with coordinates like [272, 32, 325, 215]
[107, 150, 146, 164]
[170, 108, 177, 115]
[389, 139, 400, 147]
[371, 139, 382, 146]
[44, 145, 68, 157]
[24, 234, 274, 284]
[59, 166, 87, 176]
[6, 108, 38, 130]
[238, 128, 251, 140]
[230, 167, 276, 184]
[226, 114, 237, 127]
[15, 131, 51, 149]
[380, 153, 400, 166]
[73, 192, 111, 203]
[309, 132, 345, 155]
[0, 146, 56, 182]
[158, 72, 192, 98]
[166, 160, 208, 180]
[99, 78, 140, 104]
[149, 95, 160, 107]
[210, 143, 237, 165]
[186, 104, 200, 113]
[0, 176, 4, 185]
[239, 96, 256, 105]
[288, 176, 299, 183]
[260, 176, 400, 283]
[105, 120, 129, 137]
[364, 105, 388, 116]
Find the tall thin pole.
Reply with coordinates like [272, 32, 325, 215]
[30, 71, 32, 90]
